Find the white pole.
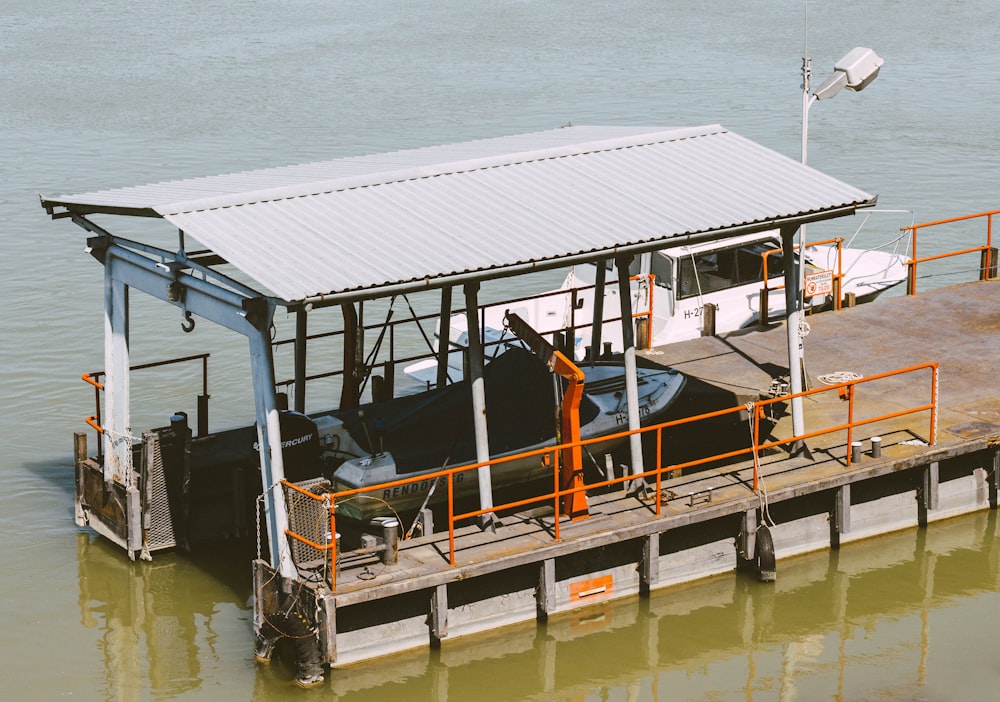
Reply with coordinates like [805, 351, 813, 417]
[463, 282, 496, 530]
[104, 258, 131, 485]
[615, 257, 645, 480]
[249, 322, 297, 580]
[788, 57, 818, 440]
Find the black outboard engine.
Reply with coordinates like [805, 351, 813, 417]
[257, 410, 321, 483]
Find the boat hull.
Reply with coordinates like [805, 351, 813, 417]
[331, 362, 686, 521]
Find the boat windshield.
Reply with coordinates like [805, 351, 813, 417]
[630, 253, 675, 289]
[677, 242, 782, 299]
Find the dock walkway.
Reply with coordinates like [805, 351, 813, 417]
[287, 280, 1000, 665]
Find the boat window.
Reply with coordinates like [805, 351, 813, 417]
[736, 244, 784, 284]
[677, 243, 782, 299]
[650, 253, 673, 289]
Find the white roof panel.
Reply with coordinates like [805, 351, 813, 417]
[42, 124, 876, 302]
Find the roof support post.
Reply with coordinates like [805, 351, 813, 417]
[84, 237, 298, 578]
[463, 282, 496, 530]
[615, 255, 645, 483]
[248, 311, 297, 580]
[294, 308, 307, 413]
[339, 303, 360, 409]
[780, 225, 809, 455]
[103, 257, 131, 485]
[436, 286, 453, 389]
[589, 260, 607, 363]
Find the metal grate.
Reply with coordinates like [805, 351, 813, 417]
[283, 478, 333, 567]
[143, 431, 177, 552]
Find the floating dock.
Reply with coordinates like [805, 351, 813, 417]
[256, 278, 999, 667]
[42, 126, 998, 682]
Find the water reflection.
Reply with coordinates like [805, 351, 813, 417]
[322, 511, 1000, 701]
[76, 533, 253, 699]
[75, 511, 1000, 700]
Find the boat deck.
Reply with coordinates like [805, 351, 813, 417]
[290, 280, 1000, 664]
[328, 282, 1000, 592]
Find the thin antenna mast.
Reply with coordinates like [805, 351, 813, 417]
[803, 1, 809, 59]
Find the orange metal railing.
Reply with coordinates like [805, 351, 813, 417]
[281, 479, 338, 587]
[903, 209, 998, 295]
[81, 372, 105, 437]
[760, 237, 845, 326]
[283, 361, 937, 585]
[653, 362, 938, 490]
[556, 273, 656, 356]
[82, 353, 211, 456]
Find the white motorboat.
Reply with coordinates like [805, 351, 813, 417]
[406, 227, 910, 385]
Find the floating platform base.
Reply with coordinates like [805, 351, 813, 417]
[254, 281, 1000, 670]
[256, 437, 999, 668]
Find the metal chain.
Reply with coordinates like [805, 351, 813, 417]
[255, 494, 264, 561]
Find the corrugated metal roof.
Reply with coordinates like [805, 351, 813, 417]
[42, 124, 876, 303]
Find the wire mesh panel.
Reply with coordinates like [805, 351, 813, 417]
[142, 430, 177, 552]
[283, 479, 333, 567]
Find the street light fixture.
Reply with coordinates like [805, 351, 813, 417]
[803, 48, 884, 163]
[787, 47, 883, 446]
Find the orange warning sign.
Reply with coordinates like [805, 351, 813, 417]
[569, 574, 614, 602]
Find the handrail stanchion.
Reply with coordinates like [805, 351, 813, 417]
[328, 500, 337, 590]
[553, 449, 561, 541]
[654, 425, 663, 517]
[752, 404, 761, 492]
[983, 213, 994, 280]
[638, 273, 654, 348]
[835, 238, 844, 310]
[448, 473, 456, 566]
[930, 364, 939, 445]
[979, 212, 994, 280]
[846, 383, 856, 466]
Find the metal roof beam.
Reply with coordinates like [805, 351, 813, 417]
[69, 214, 267, 302]
[102, 244, 266, 336]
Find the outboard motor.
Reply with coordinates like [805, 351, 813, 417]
[255, 411, 321, 483]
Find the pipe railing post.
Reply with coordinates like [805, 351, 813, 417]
[448, 473, 455, 566]
[908, 226, 918, 295]
[846, 383, 856, 466]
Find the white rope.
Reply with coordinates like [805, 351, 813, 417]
[689, 252, 705, 306]
[817, 371, 862, 385]
[746, 401, 775, 527]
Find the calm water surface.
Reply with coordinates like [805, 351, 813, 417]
[2, 1, 999, 698]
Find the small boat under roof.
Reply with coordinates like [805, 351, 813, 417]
[327, 347, 686, 520]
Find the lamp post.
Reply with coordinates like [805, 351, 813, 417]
[788, 47, 883, 443]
